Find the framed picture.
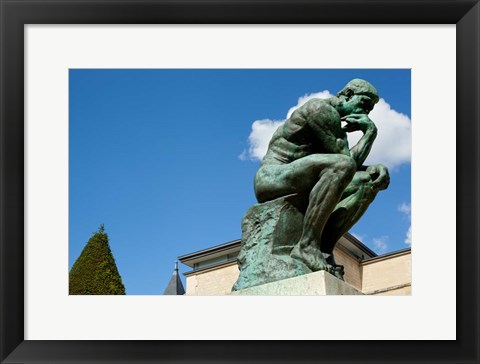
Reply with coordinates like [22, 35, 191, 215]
[1, 1, 478, 363]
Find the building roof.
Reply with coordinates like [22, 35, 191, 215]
[163, 262, 185, 295]
[361, 247, 411, 265]
[338, 232, 378, 259]
[178, 239, 241, 268]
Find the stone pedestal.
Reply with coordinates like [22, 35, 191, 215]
[231, 270, 363, 296]
[232, 194, 311, 291]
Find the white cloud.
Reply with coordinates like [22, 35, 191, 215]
[238, 149, 248, 161]
[398, 202, 412, 246]
[372, 236, 389, 255]
[240, 119, 284, 161]
[362, 98, 411, 169]
[240, 91, 411, 170]
[405, 226, 412, 245]
[286, 90, 334, 119]
[398, 202, 411, 217]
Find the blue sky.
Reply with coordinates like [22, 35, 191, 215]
[69, 69, 411, 295]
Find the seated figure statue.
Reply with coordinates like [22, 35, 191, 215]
[253, 79, 390, 277]
[232, 79, 390, 291]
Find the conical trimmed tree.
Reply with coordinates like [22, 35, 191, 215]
[69, 224, 126, 295]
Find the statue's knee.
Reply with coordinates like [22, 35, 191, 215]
[354, 172, 378, 199]
[334, 155, 356, 179]
[355, 171, 373, 184]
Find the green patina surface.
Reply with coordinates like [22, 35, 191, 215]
[233, 79, 390, 291]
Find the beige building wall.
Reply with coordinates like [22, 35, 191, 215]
[185, 246, 359, 295]
[361, 251, 411, 295]
[184, 249, 411, 296]
[333, 247, 362, 291]
[185, 262, 239, 295]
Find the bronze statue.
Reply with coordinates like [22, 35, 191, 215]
[233, 79, 390, 291]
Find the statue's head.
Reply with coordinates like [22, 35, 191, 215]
[336, 79, 379, 116]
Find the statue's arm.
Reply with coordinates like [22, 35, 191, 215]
[301, 103, 350, 155]
[349, 127, 377, 168]
[308, 122, 343, 153]
[344, 114, 377, 168]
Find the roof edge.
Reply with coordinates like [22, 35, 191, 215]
[361, 247, 411, 265]
[183, 259, 238, 277]
[178, 239, 241, 263]
[343, 232, 377, 258]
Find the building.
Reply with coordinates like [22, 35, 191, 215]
[178, 233, 411, 295]
[163, 261, 186, 295]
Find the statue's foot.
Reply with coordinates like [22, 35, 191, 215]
[290, 244, 330, 272]
[323, 253, 345, 280]
[330, 265, 345, 280]
[322, 253, 345, 281]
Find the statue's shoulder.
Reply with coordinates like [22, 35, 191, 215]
[301, 98, 339, 118]
[301, 98, 333, 110]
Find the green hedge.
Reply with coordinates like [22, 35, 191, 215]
[69, 225, 126, 295]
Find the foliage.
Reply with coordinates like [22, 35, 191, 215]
[69, 224, 126, 295]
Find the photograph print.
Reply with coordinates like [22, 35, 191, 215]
[69, 69, 411, 296]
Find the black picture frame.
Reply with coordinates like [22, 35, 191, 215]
[1, 1, 479, 363]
